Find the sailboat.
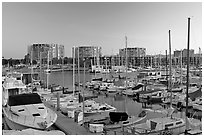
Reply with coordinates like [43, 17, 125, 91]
[184, 18, 202, 135]
[126, 30, 186, 135]
[101, 36, 147, 130]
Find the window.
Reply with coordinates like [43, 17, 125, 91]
[150, 121, 157, 130]
[176, 121, 182, 125]
[165, 123, 174, 129]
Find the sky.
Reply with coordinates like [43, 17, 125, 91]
[2, 2, 202, 59]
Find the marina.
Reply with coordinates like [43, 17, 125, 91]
[2, 65, 202, 135]
[2, 2, 202, 135]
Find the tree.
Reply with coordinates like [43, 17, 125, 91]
[2, 58, 8, 66]
[23, 54, 30, 64]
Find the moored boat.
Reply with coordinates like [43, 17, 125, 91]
[2, 77, 57, 130]
[127, 116, 185, 135]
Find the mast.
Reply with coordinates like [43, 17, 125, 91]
[125, 36, 128, 112]
[118, 53, 120, 66]
[72, 46, 75, 96]
[159, 52, 161, 72]
[168, 30, 172, 108]
[94, 48, 96, 77]
[47, 50, 49, 91]
[185, 17, 190, 134]
[40, 52, 42, 84]
[83, 58, 86, 126]
[105, 56, 107, 79]
[62, 56, 65, 89]
[165, 50, 168, 91]
[180, 50, 182, 84]
[199, 47, 201, 87]
[78, 46, 80, 90]
[31, 47, 33, 92]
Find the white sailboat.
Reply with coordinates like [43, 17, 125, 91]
[184, 18, 202, 135]
[126, 30, 186, 135]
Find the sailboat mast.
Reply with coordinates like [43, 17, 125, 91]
[73, 46, 75, 96]
[105, 57, 107, 78]
[47, 50, 49, 91]
[78, 46, 80, 89]
[94, 48, 96, 77]
[165, 50, 168, 89]
[31, 47, 33, 92]
[125, 36, 128, 112]
[62, 57, 65, 89]
[185, 17, 190, 134]
[40, 52, 42, 84]
[119, 53, 120, 66]
[180, 50, 183, 84]
[168, 30, 172, 108]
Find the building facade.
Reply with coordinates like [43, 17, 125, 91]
[50, 44, 65, 59]
[28, 44, 50, 62]
[28, 43, 65, 63]
[74, 46, 102, 58]
[119, 47, 146, 58]
[118, 47, 146, 67]
[74, 46, 102, 67]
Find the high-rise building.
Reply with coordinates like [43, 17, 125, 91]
[182, 49, 194, 57]
[174, 49, 194, 58]
[28, 44, 50, 62]
[57, 44, 65, 59]
[119, 47, 146, 57]
[119, 47, 146, 66]
[50, 44, 65, 59]
[74, 45, 102, 67]
[28, 43, 65, 62]
[75, 46, 102, 58]
[174, 50, 182, 58]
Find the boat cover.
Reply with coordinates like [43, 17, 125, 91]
[8, 93, 42, 106]
[109, 112, 128, 122]
[92, 77, 103, 81]
[189, 88, 202, 101]
[132, 84, 144, 90]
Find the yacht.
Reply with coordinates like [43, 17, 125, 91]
[2, 77, 57, 130]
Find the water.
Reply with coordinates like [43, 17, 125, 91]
[48, 70, 202, 119]
[48, 71, 158, 116]
[48, 71, 138, 88]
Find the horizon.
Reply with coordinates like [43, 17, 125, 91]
[2, 2, 202, 59]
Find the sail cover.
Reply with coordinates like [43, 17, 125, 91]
[109, 112, 128, 122]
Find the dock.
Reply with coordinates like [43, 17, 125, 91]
[54, 111, 93, 135]
[44, 102, 94, 135]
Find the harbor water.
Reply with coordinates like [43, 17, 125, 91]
[47, 70, 202, 119]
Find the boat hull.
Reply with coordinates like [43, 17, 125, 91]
[128, 124, 185, 135]
[2, 104, 57, 131]
[104, 115, 147, 130]
[4, 114, 32, 130]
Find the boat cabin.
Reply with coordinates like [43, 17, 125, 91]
[2, 77, 27, 106]
[146, 117, 185, 131]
